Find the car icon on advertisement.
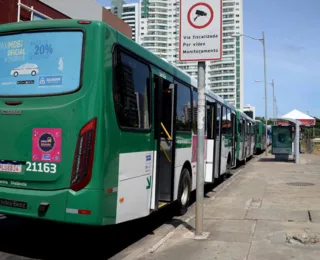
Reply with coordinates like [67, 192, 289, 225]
[11, 63, 39, 77]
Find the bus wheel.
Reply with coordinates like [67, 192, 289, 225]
[243, 157, 247, 165]
[226, 154, 232, 172]
[176, 168, 191, 216]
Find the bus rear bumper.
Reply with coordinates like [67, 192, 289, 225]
[0, 186, 103, 226]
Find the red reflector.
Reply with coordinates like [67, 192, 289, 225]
[78, 20, 91, 24]
[78, 209, 91, 215]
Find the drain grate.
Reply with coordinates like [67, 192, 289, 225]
[286, 182, 315, 186]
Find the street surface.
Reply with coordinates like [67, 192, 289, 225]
[0, 160, 245, 259]
[125, 153, 320, 260]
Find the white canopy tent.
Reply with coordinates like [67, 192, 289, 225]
[279, 109, 316, 127]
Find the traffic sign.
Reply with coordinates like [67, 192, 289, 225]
[179, 0, 222, 61]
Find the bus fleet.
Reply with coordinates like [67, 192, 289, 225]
[0, 19, 267, 226]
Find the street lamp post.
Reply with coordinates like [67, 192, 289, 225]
[262, 32, 268, 156]
[271, 79, 275, 118]
[254, 79, 276, 119]
[233, 32, 268, 155]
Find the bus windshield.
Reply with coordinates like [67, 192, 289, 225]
[0, 30, 83, 96]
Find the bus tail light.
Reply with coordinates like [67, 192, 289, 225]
[70, 118, 97, 192]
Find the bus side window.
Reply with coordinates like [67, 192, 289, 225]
[222, 106, 227, 135]
[113, 49, 151, 130]
[176, 82, 192, 132]
[206, 101, 214, 139]
[192, 89, 198, 134]
[215, 104, 221, 137]
[227, 108, 232, 135]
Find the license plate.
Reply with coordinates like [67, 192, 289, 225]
[0, 163, 22, 173]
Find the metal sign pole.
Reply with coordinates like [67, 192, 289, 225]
[195, 61, 206, 236]
[179, 0, 221, 239]
[295, 121, 300, 164]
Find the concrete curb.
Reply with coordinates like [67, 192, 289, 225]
[116, 153, 264, 260]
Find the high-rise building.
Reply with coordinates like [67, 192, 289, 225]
[140, 0, 243, 110]
[110, 0, 244, 109]
[107, 2, 141, 42]
[122, 3, 141, 42]
[111, 0, 124, 18]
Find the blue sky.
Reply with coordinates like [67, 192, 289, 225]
[243, 0, 320, 118]
[96, 0, 320, 118]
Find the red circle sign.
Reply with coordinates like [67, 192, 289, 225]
[187, 2, 214, 29]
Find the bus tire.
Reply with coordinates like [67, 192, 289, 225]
[243, 157, 247, 165]
[226, 153, 232, 172]
[176, 168, 191, 216]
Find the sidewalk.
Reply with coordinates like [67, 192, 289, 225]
[137, 154, 320, 260]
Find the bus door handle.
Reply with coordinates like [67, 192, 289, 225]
[161, 122, 172, 141]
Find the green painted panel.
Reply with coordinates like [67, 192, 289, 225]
[176, 132, 192, 148]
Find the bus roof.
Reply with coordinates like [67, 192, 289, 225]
[239, 110, 255, 123]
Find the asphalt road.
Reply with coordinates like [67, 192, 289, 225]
[0, 163, 248, 260]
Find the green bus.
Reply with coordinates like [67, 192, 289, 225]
[254, 120, 266, 153]
[0, 19, 239, 226]
[235, 111, 256, 165]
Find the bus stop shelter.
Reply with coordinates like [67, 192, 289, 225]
[269, 117, 301, 164]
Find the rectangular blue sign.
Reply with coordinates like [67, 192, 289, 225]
[0, 31, 83, 96]
[39, 76, 63, 86]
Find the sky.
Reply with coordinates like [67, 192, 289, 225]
[96, 0, 320, 118]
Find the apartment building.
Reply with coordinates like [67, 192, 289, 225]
[110, 0, 244, 110]
[106, 2, 141, 42]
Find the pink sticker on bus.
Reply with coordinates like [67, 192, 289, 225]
[191, 135, 207, 163]
[32, 128, 62, 162]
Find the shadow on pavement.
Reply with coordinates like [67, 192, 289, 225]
[259, 157, 295, 163]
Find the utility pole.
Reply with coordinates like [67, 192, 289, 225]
[262, 32, 268, 155]
[271, 79, 275, 118]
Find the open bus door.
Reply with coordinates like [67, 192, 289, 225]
[241, 117, 246, 161]
[231, 112, 236, 167]
[205, 101, 215, 182]
[247, 122, 252, 156]
[214, 103, 222, 179]
[154, 74, 176, 209]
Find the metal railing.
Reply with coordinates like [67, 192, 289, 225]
[17, 0, 52, 22]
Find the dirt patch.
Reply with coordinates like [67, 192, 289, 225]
[286, 231, 320, 245]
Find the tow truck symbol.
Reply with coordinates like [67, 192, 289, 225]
[194, 10, 207, 22]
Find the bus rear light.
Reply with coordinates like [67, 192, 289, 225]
[78, 20, 91, 24]
[70, 118, 97, 192]
[78, 209, 91, 215]
[66, 208, 91, 215]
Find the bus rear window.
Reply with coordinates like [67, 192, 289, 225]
[0, 31, 83, 96]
